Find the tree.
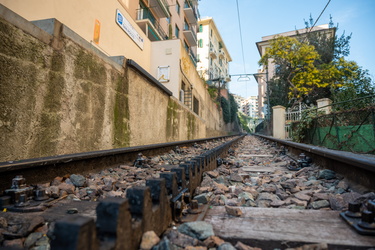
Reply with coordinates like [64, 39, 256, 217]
[220, 94, 239, 124]
[238, 112, 251, 133]
[331, 65, 375, 110]
[259, 35, 338, 101]
[258, 16, 374, 108]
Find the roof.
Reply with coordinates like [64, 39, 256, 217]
[255, 24, 336, 56]
[198, 17, 232, 62]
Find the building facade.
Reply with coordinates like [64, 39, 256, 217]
[241, 96, 259, 118]
[0, 0, 205, 114]
[233, 95, 259, 118]
[233, 94, 245, 109]
[255, 24, 334, 119]
[196, 17, 232, 88]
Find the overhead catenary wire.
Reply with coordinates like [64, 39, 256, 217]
[235, 0, 249, 95]
[236, 0, 246, 74]
[307, 0, 332, 34]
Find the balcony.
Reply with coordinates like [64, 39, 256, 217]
[209, 47, 217, 59]
[184, 0, 198, 24]
[136, 8, 168, 41]
[188, 48, 197, 66]
[219, 48, 225, 59]
[149, 0, 171, 18]
[183, 25, 197, 46]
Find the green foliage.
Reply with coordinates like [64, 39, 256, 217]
[268, 76, 290, 108]
[229, 94, 238, 123]
[259, 16, 373, 109]
[303, 15, 351, 62]
[238, 112, 251, 133]
[291, 107, 327, 142]
[259, 36, 344, 101]
[208, 86, 218, 100]
[220, 97, 230, 123]
[291, 109, 322, 142]
[331, 66, 375, 110]
[220, 94, 239, 124]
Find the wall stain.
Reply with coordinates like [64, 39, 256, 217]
[166, 99, 179, 141]
[114, 74, 130, 147]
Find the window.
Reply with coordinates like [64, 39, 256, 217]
[198, 39, 203, 48]
[139, 0, 146, 9]
[199, 24, 203, 32]
[180, 82, 186, 103]
[176, 2, 180, 15]
[166, 17, 170, 24]
[175, 25, 179, 38]
[210, 29, 212, 37]
[193, 96, 199, 115]
[184, 19, 189, 30]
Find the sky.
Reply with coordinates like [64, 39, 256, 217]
[198, 0, 375, 98]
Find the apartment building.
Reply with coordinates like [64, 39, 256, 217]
[197, 17, 232, 88]
[241, 96, 258, 118]
[233, 94, 245, 108]
[1, 0, 204, 114]
[233, 95, 259, 119]
[255, 24, 334, 119]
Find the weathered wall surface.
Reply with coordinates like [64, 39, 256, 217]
[0, 6, 230, 162]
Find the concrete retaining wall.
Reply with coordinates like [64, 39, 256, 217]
[0, 5, 230, 162]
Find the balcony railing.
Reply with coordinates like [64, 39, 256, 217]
[188, 48, 197, 66]
[209, 47, 217, 58]
[183, 25, 197, 46]
[150, 0, 171, 18]
[136, 8, 167, 41]
[219, 48, 225, 59]
[184, 0, 198, 23]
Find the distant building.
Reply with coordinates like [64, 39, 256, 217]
[233, 94, 245, 107]
[241, 96, 259, 118]
[255, 24, 335, 118]
[233, 95, 259, 119]
[197, 17, 232, 88]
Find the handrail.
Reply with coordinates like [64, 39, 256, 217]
[136, 8, 167, 40]
[184, 25, 197, 41]
[184, 0, 198, 20]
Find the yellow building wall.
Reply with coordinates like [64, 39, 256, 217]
[0, 0, 152, 71]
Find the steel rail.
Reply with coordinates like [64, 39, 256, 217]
[0, 134, 241, 172]
[0, 134, 242, 191]
[0, 135, 245, 250]
[255, 134, 375, 190]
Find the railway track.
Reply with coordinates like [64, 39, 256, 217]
[255, 134, 375, 191]
[0, 135, 244, 249]
[1, 134, 375, 249]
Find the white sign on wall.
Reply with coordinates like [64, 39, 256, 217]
[116, 9, 144, 50]
[157, 66, 170, 83]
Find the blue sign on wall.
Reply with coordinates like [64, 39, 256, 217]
[115, 9, 144, 50]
